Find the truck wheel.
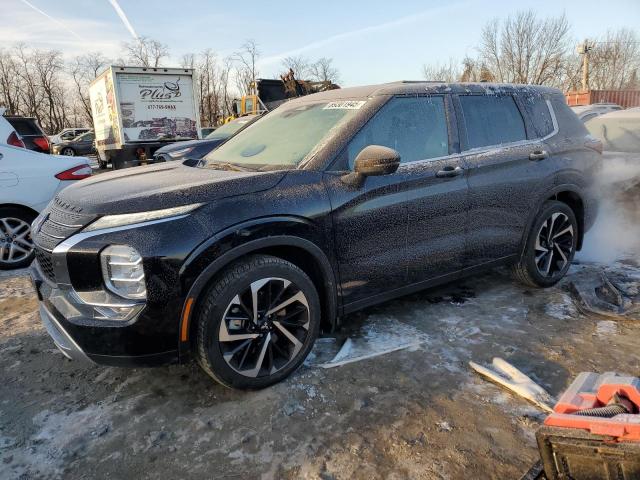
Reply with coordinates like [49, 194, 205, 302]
[196, 255, 320, 389]
[512, 200, 578, 288]
[0, 207, 36, 270]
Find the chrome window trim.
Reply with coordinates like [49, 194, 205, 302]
[396, 97, 559, 168]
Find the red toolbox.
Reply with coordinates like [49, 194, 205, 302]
[536, 372, 640, 480]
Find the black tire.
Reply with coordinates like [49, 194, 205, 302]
[0, 207, 37, 270]
[196, 254, 320, 389]
[512, 200, 578, 288]
[61, 147, 75, 156]
[98, 159, 108, 170]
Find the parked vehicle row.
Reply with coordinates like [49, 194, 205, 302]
[30, 82, 601, 390]
[1, 112, 92, 268]
[49, 127, 91, 146]
[51, 131, 96, 157]
[570, 103, 623, 123]
[153, 115, 260, 163]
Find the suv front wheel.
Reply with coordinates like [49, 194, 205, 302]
[196, 255, 320, 389]
[513, 200, 578, 288]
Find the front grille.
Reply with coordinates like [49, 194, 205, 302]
[35, 248, 56, 283]
[33, 195, 96, 252]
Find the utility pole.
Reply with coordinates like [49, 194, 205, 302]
[577, 40, 593, 91]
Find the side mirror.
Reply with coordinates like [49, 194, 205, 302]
[342, 145, 401, 187]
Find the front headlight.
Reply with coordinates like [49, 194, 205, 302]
[100, 245, 146, 300]
[84, 203, 202, 232]
[167, 147, 195, 159]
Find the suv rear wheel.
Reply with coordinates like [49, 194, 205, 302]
[513, 200, 578, 288]
[0, 207, 36, 269]
[196, 255, 320, 389]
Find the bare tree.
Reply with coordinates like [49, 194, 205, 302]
[281, 55, 311, 78]
[70, 52, 110, 124]
[180, 53, 196, 69]
[0, 48, 20, 113]
[123, 36, 169, 68]
[309, 57, 340, 83]
[234, 39, 260, 95]
[588, 29, 640, 90]
[0, 44, 73, 133]
[479, 11, 571, 86]
[422, 58, 461, 82]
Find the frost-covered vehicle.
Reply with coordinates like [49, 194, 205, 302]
[586, 109, 640, 192]
[31, 82, 600, 389]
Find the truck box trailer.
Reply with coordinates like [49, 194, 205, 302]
[89, 66, 200, 169]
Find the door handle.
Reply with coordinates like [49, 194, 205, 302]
[529, 150, 548, 161]
[436, 165, 463, 178]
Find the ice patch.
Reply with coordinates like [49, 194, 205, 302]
[596, 320, 618, 336]
[320, 316, 430, 368]
[544, 293, 578, 320]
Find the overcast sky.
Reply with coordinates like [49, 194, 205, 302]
[4, 0, 640, 86]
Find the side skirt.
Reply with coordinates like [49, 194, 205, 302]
[341, 254, 518, 316]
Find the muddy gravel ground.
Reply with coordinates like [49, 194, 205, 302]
[1, 258, 639, 480]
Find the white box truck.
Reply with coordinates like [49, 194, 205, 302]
[89, 66, 200, 169]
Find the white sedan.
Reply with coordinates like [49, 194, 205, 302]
[0, 143, 91, 269]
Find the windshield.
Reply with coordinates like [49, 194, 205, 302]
[204, 119, 254, 141]
[74, 132, 94, 141]
[201, 101, 364, 170]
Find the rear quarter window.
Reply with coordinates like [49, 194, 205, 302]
[459, 95, 526, 149]
[525, 95, 555, 137]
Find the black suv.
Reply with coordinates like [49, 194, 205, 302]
[30, 82, 601, 389]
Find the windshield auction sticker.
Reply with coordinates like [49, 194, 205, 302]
[323, 101, 367, 110]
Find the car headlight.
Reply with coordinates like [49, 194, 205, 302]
[83, 203, 202, 232]
[100, 245, 146, 300]
[167, 147, 195, 159]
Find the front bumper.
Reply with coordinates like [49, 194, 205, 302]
[31, 261, 179, 367]
[39, 302, 92, 363]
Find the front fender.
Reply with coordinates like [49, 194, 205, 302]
[176, 217, 338, 360]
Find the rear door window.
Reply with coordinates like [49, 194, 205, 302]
[347, 96, 449, 167]
[459, 95, 526, 149]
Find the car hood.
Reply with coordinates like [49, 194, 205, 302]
[155, 138, 226, 154]
[56, 161, 286, 215]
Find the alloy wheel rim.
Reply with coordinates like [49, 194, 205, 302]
[0, 217, 34, 264]
[63, 148, 74, 156]
[218, 277, 310, 378]
[534, 212, 574, 278]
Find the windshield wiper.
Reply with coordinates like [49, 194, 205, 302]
[207, 162, 256, 172]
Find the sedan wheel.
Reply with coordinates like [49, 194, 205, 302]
[196, 255, 320, 389]
[62, 147, 75, 156]
[0, 215, 35, 269]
